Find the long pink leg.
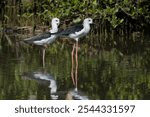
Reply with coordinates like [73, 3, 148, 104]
[42, 44, 47, 68]
[75, 41, 78, 89]
[71, 43, 76, 86]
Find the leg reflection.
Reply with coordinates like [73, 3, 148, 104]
[42, 47, 46, 68]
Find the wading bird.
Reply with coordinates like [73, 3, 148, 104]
[54, 18, 93, 84]
[24, 18, 60, 67]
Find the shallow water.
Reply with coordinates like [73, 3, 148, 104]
[0, 31, 150, 100]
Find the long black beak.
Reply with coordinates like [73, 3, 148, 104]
[91, 23, 96, 26]
[92, 22, 96, 25]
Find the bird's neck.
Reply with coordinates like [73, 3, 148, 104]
[50, 24, 58, 33]
[83, 23, 90, 33]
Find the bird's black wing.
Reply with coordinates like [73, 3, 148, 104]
[24, 32, 51, 43]
[59, 24, 83, 36]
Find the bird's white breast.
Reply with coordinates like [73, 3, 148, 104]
[69, 25, 90, 41]
[34, 35, 56, 45]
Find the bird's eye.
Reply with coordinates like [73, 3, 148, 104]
[88, 20, 91, 22]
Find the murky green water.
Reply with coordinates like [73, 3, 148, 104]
[0, 31, 150, 100]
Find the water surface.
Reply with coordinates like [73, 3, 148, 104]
[0, 31, 150, 100]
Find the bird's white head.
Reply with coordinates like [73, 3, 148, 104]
[84, 18, 93, 24]
[51, 18, 60, 33]
[52, 18, 60, 26]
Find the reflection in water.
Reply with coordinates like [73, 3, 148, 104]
[22, 71, 58, 100]
[66, 88, 88, 100]
[21, 68, 89, 100]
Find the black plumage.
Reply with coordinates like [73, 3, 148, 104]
[24, 32, 52, 44]
[58, 24, 84, 36]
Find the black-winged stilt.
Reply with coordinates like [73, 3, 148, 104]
[24, 18, 60, 67]
[55, 18, 93, 85]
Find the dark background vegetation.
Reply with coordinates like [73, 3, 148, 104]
[1, 0, 150, 28]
